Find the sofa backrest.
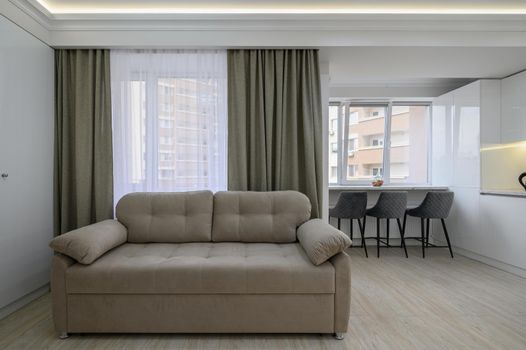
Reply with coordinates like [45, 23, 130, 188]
[212, 191, 311, 243]
[116, 191, 214, 243]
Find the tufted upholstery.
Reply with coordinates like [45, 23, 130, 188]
[51, 190, 352, 336]
[65, 242, 335, 294]
[116, 191, 214, 243]
[406, 191, 454, 219]
[366, 191, 408, 219]
[297, 219, 352, 265]
[212, 191, 311, 242]
[329, 191, 368, 219]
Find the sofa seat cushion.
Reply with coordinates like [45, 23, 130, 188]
[66, 243, 335, 294]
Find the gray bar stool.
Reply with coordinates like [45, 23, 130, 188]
[365, 191, 408, 258]
[404, 191, 455, 258]
[329, 192, 369, 257]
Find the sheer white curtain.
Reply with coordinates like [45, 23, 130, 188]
[111, 50, 227, 204]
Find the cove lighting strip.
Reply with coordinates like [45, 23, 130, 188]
[34, 1, 526, 15]
[481, 141, 526, 152]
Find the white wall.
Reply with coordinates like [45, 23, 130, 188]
[320, 62, 330, 221]
[0, 15, 54, 316]
[432, 80, 526, 277]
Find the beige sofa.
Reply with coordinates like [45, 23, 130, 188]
[50, 191, 351, 339]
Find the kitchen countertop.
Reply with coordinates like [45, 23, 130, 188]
[480, 190, 526, 198]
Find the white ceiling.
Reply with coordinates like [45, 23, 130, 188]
[4, 0, 526, 97]
[321, 47, 526, 86]
[32, 0, 526, 14]
[320, 46, 526, 97]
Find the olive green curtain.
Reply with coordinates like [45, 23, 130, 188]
[227, 49, 323, 218]
[54, 49, 113, 235]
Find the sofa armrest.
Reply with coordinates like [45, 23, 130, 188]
[330, 251, 351, 333]
[49, 220, 127, 264]
[297, 219, 352, 266]
[51, 254, 75, 334]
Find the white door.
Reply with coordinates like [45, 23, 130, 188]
[0, 16, 54, 310]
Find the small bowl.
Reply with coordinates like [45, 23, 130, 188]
[372, 180, 384, 187]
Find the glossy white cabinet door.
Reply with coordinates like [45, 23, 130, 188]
[431, 92, 454, 186]
[0, 17, 54, 310]
[452, 81, 480, 189]
[501, 71, 526, 143]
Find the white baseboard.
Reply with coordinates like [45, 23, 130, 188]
[449, 246, 526, 279]
[0, 284, 49, 320]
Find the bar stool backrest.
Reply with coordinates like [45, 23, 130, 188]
[370, 191, 408, 218]
[413, 191, 454, 219]
[329, 191, 368, 219]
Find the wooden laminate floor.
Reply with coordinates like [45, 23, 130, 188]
[1, 247, 526, 350]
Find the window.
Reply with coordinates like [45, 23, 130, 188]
[330, 119, 337, 133]
[328, 105, 340, 184]
[160, 152, 174, 161]
[348, 138, 356, 154]
[328, 102, 430, 185]
[372, 167, 383, 176]
[388, 104, 429, 183]
[347, 165, 357, 178]
[111, 50, 227, 204]
[371, 137, 384, 147]
[330, 166, 337, 180]
[159, 119, 174, 128]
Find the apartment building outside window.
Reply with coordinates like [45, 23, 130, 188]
[328, 101, 430, 185]
[111, 50, 227, 204]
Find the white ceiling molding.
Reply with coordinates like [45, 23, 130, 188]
[24, 0, 526, 15]
[2, 0, 526, 48]
[0, 0, 50, 43]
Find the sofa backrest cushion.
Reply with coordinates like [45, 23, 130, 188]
[116, 191, 213, 243]
[212, 191, 311, 243]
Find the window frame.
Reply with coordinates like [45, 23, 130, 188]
[331, 100, 432, 186]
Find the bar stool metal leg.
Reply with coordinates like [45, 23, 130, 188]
[386, 219, 390, 246]
[376, 217, 380, 258]
[396, 218, 408, 258]
[359, 217, 368, 258]
[361, 216, 367, 248]
[420, 218, 425, 258]
[401, 213, 407, 248]
[426, 218, 430, 247]
[350, 218, 354, 241]
[441, 218, 454, 258]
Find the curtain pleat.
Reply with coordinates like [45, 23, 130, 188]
[227, 49, 323, 218]
[54, 49, 113, 235]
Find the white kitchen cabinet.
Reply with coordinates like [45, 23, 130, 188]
[432, 81, 485, 189]
[432, 79, 526, 274]
[501, 70, 526, 143]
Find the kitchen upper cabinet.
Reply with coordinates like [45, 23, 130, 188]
[501, 71, 526, 143]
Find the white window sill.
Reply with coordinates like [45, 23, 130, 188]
[328, 185, 449, 191]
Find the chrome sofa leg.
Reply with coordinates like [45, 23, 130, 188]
[334, 332, 345, 340]
[59, 332, 69, 339]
